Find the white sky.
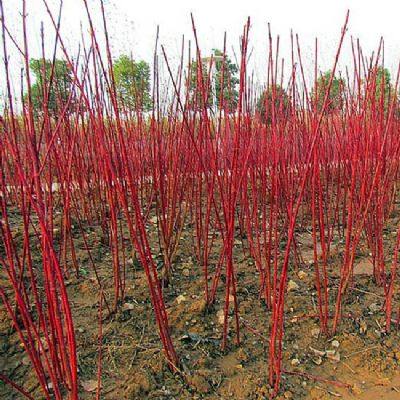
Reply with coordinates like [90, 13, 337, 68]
[2, 0, 400, 98]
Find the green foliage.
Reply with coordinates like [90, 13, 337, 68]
[213, 49, 239, 112]
[187, 49, 239, 113]
[187, 59, 213, 110]
[113, 55, 152, 111]
[256, 85, 291, 123]
[311, 70, 345, 113]
[368, 66, 392, 111]
[28, 58, 73, 116]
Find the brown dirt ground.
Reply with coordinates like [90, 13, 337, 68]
[1, 211, 400, 399]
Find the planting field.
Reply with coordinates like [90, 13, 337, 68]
[1, 4, 400, 400]
[2, 208, 400, 399]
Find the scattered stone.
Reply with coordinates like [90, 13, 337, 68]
[309, 346, 326, 357]
[217, 309, 225, 325]
[298, 270, 307, 280]
[81, 380, 98, 392]
[284, 390, 293, 399]
[369, 303, 381, 313]
[182, 268, 190, 277]
[189, 299, 207, 315]
[331, 340, 340, 348]
[122, 302, 135, 311]
[287, 280, 299, 292]
[312, 356, 323, 365]
[175, 294, 186, 304]
[326, 350, 341, 362]
[311, 328, 320, 338]
[354, 258, 374, 276]
[291, 358, 300, 366]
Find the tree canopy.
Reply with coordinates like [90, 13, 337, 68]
[28, 58, 73, 116]
[212, 49, 239, 112]
[366, 66, 393, 112]
[256, 85, 291, 123]
[187, 59, 213, 111]
[113, 55, 152, 112]
[187, 49, 239, 113]
[311, 70, 345, 113]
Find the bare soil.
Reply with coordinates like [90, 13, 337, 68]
[1, 212, 400, 399]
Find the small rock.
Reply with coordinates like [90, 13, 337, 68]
[284, 390, 293, 399]
[175, 294, 186, 304]
[298, 270, 307, 280]
[81, 380, 98, 392]
[309, 346, 326, 357]
[182, 269, 190, 277]
[313, 356, 323, 365]
[122, 302, 135, 311]
[331, 340, 340, 348]
[287, 280, 299, 292]
[369, 303, 381, 313]
[217, 309, 225, 325]
[291, 358, 300, 366]
[326, 350, 340, 362]
[311, 328, 320, 338]
[189, 299, 207, 315]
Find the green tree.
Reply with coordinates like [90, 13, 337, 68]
[187, 59, 213, 111]
[28, 58, 73, 116]
[256, 85, 291, 123]
[212, 49, 239, 112]
[113, 55, 151, 111]
[367, 66, 393, 112]
[187, 49, 239, 113]
[311, 70, 345, 113]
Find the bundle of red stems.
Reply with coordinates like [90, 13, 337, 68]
[1, 3, 400, 399]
